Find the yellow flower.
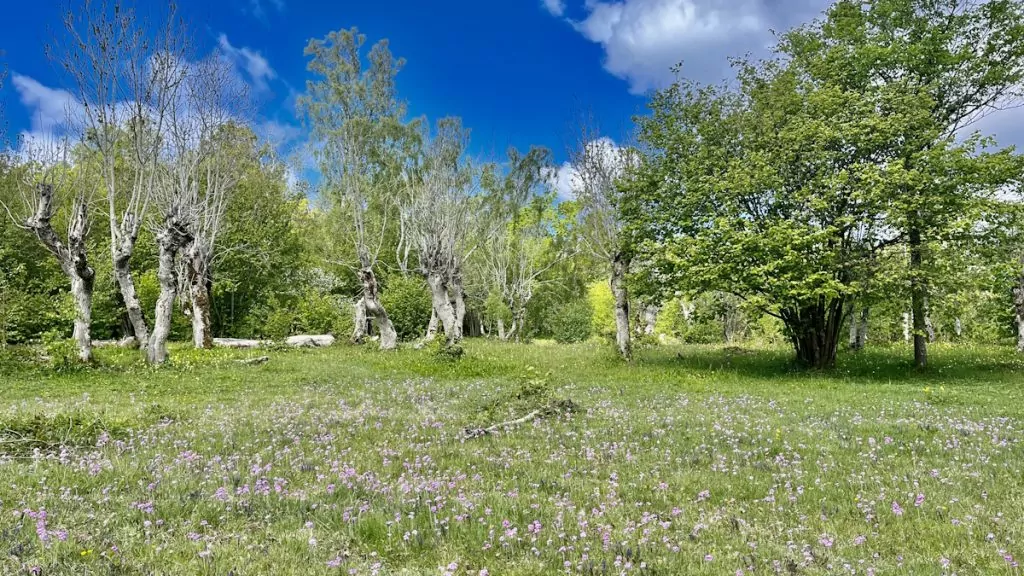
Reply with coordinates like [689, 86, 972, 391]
[80, 549, 93, 556]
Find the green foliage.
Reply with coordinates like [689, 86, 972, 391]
[380, 275, 432, 341]
[586, 281, 615, 340]
[545, 299, 593, 344]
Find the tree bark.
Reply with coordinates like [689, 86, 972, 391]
[426, 272, 459, 345]
[848, 303, 859, 348]
[147, 219, 191, 364]
[358, 267, 397, 350]
[1014, 272, 1024, 352]
[853, 306, 869, 351]
[642, 304, 659, 335]
[923, 296, 936, 343]
[113, 243, 148, 350]
[26, 185, 94, 363]
[451, 268, 466, 342]
[186, 244, 213, 349]
[423, 308, 439, 343]
[352, 298, 368, 343]
[611, 252, 632, 360]
[783, 298, 845, 369]
[497, 317, 506, 340]
[909, 227, 928, 368]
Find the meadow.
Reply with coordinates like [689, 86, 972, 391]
[1, 341, 1023, 575]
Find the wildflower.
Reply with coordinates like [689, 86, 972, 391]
[704, 554, 714, 562]
[892, 501, 904, 516]
[818, 534, 834, 548]
[914, 494, 925, 507]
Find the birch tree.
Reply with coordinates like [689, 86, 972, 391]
[51, 0, 187, 350]
[568, 121, 637, 359]
[3, 137, 96, 362]
[299, 27, 413, 351]
[481, 147, 567, 342]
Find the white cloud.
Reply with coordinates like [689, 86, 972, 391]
[218, 34, 277, 91]
[11, 73, 83, 132]
[557, 0, 830, 94]
[542, 0, 566, 16]
[257, 119, 302, 149]
[546, 137, 628, 200]
[546, 161, 581, 200]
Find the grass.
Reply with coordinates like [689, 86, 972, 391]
[1, 340, 1023, 575]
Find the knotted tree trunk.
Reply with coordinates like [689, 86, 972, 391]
[26, 185, 95, 363]
[425, 271, 460, 346]
[355, 267, 397, 350]
[185, 243, 214, 349]
[113, 236, 147, 349]
[148, 218, 192, 364]
[611, 252, 632, 360]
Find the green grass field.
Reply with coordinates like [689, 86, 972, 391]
[2, 341, 1023, 575]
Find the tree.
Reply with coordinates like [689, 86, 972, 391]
[481, 147, 568, 342]
[3, 137, 97, 362]
[299, 27, 414, 351]
[181, 123, 257, 349]
[625, 54, 934, 367]
[783, 0, 1024, 366]
[52, 0, 187, 351]
[406, 117, 476, 347]
[148, 54, 247, 363]
[568, 118, 638, 359]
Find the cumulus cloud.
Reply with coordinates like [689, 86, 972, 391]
[553, 0, 831, 93]
[545, 138, 628, 200]
[218, 34, 277, 91]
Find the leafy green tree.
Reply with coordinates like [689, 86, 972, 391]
[783, 0, 1024, 366]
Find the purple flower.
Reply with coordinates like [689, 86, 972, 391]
[892, 501, 904, 516]
[914, 493, 925, 507]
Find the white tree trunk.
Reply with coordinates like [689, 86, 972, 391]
[643, 304, 658, 335]
[497, 317, 506, 340]
[852, 306, 869, 351]
[423, 308, 439, 343]
[426, 273, 459, 344]
[352, 298, 368, 343]
[953, 316, 962, 338]
[451, 270, 466, 342]
[186, 246, 213, 349]
[70, 273, 94, 363]
[902, 312, 911, 343]
[358, 267, 397, 350]
[148, 221, 190, 364]
[26, 185, 94, 363]
[611, 253, 631, 360]
[848, 304, 859, 347]
[113, 246, 148, 350]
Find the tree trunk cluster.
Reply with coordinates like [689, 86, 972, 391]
[352, 267, 397, 350]
[148, 217, 193, 364]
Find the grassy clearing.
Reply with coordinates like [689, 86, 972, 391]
[1, 341, 1023, 575]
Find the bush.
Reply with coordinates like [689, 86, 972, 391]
[546, 299, 593, 344]
[381, 275, 433, 341]
[587, 281, 616, 340]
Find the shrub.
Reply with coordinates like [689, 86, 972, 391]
[546, 299, 593, 344]
[381, 275, 433, 341]
[587, 281, 616, 340]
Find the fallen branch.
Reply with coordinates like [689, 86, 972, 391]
[236, 356, 270, 366]
[461, 399, 577, 440]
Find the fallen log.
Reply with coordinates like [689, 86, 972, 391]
[286, 334, 335, 348]
[214, 338, 266, 349]
[461, 399, 578, 440]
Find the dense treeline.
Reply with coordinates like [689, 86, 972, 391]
[1, 0, 1023, 368]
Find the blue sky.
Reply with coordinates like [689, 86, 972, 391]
[3, 0, 1023, 195]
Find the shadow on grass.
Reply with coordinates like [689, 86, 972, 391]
[636, 342, 1024, 387]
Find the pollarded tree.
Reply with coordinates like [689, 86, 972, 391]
[3, 137, 97, 362]
[783, 0, 1024, 367]
[51, 0, 188, 351]
[299, 27, 416, 350]
[406, 117, 476, 347]
[148, 54, 248, 364]
[624, 56, 940, 368]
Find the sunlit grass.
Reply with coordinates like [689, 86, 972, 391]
[1, 340, 1022, 574]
